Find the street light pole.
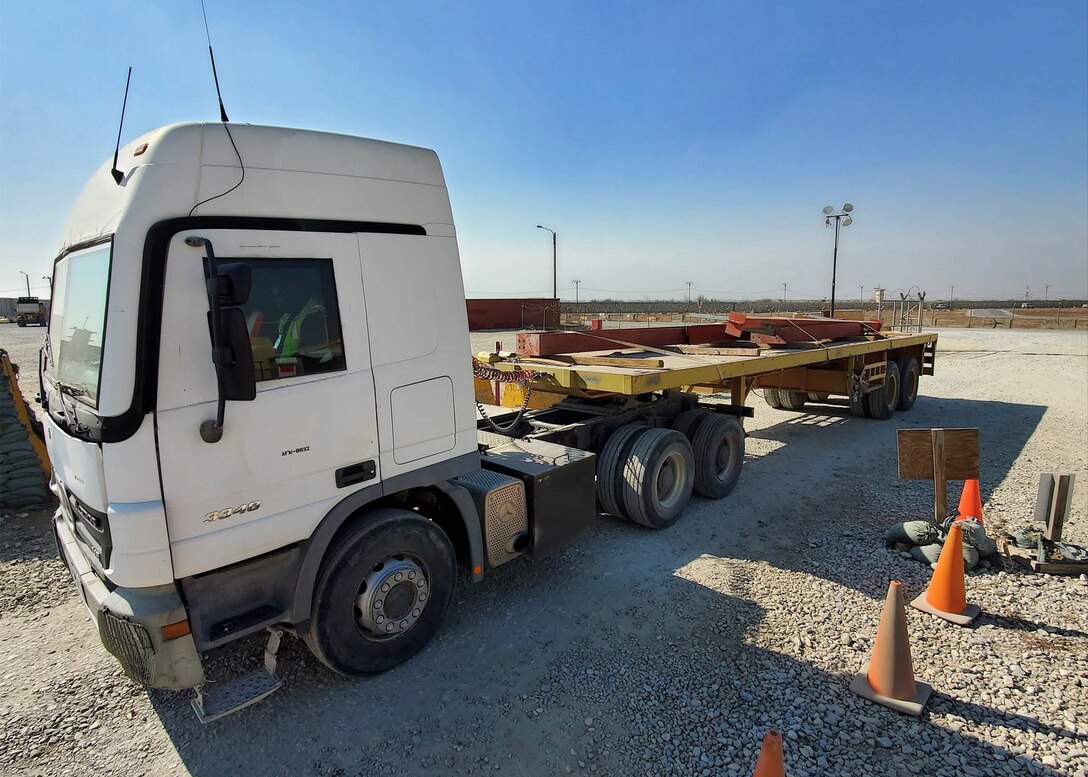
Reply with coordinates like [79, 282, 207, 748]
[685, 281, 693, 303]
[572, 279, 581, 303]
[42, 276, 53, 296]
[536, 225, 557, 303]
[19, 271, 30, 297]
[822, 204, 854, 318]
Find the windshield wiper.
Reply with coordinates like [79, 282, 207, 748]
[51, 379, 90, 435]
[55, 380, 86, 397]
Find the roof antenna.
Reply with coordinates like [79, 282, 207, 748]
[200, 0, 229, 122]
[110, 67, 132, 185]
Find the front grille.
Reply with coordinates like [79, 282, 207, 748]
[99, 610, 156, 686]
[66, 488, 112, 568]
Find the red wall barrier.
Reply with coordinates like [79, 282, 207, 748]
[466, 298, 558, 330]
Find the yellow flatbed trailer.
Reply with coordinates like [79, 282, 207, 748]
[472, 327, 938, 529]
[477, 330, 938, 419]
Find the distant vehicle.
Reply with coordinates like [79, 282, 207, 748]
[1020, 303, 1033, 309]
[932, 303, 948, 311]
[14, 296, 46, 327]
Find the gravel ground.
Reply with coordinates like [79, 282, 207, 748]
[2, 324, 1086, 777]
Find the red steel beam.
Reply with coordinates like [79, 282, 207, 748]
[516, 314, 883, 356]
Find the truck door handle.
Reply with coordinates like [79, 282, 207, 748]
[335, 460, 376, 488]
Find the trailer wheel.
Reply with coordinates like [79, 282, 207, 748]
[896, 357, 920, 411]
[778, 390, 808, 411]
[763, 389, 784, 410]
[596, 424, 646, 518]
[621, 428, 695, 529]
[849, 380, 868, 417]
[691, 414, 745, 499]
[865, 360, 901, 420]
[16, 320, 25, 328]
[807, 392, 830, 402]
[672, 409, 709, 442]
[304, 508, 456, 676]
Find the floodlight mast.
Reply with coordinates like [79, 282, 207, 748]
[823, 203, 854, 317]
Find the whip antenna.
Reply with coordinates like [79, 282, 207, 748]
[110, 67, 132, 185]
[200, 0, 230, 122]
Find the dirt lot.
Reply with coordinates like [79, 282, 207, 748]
[2, 325, 1087, 777]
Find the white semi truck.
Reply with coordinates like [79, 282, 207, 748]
[44, 121, 934, 721]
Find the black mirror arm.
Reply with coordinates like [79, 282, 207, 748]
[186, 236, 227, 443]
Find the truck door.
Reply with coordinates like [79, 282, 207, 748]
[154, 229, 380, 579]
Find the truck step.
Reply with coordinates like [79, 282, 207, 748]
[191, 628, 283, 723]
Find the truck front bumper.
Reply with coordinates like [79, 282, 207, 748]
[53, 509, 205, 690]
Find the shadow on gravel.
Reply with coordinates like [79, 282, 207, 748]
[980, 612, 1088, 640]
[739, 396, 1046, 599]
[748, 395, 1046, 509]
[144, 562, 1069, 777]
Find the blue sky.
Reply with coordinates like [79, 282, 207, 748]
[1, 1, 1086, 301]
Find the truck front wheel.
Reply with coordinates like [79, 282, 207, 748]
[305, 508, 456, 676]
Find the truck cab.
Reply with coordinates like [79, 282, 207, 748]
[15, 296, 46, 326]
[44, 123, 504, 718]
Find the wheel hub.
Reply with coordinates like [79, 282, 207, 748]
[356, 557, 429, 638]
[655, 451, 688, 509]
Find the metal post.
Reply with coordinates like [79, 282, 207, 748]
[552, 231, 557, 304]
[573, 280, 580, 303]
[782, 283, 786, 305]
[19, 271, 30, 297]
[830, 215, 840, 318]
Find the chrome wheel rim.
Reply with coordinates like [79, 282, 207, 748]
[356, 556, 429, 639]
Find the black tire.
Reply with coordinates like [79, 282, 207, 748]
[16, 320, 25, 328]
[596, 424, 646, 518]
[620, 428, 695, 529]
[763, 389, 784, 409]
[778, 390, 808, 411]
[807, 392, 830, 402]
[866, 360, 901, 420]
[896, 356, 920, 411]
[849, 379, 868, 417]
[672, 409, 709, 442]
[691, 414, 745, 499]
[305, 509, 456, 676]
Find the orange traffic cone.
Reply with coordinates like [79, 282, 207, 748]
[957, 479, 984, 523]
[910, 522, 981, 626]
[752, 729, 786, 777]
[850, 580, 932, 716]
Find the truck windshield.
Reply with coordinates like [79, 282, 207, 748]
[49, 243, 112, 406]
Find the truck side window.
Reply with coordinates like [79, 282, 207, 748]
[233, 258, 346, 383]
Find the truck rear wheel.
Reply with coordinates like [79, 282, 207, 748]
[865, 360, 901, 420]
[620, 428, 695, 529]
[596, 424, 645, 518]
[671, 409, 709, 442]
[691, 415, 745, 499]
[16, 320, 25, 327]
[807, 392, 830, 402]
[305, 508, 456, 676]
[896, 356, 920, 411]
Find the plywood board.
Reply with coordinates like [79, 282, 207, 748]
[897, 428, 979, 480]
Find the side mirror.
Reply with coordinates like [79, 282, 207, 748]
[187, 235, 257, 443]
[218, 307, 256, 401]
[201, 307, 256, 443]
[206, 262, 252, 306]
